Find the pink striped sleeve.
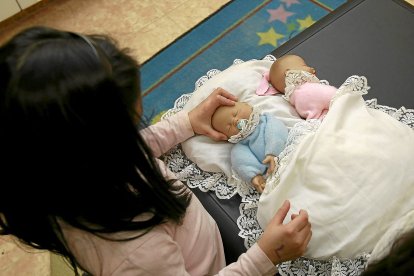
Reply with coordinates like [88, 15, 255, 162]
[140, 111, 194, 158]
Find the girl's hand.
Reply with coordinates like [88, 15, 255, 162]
[257, 200, 312, 265]
[188, 87, 237, 141]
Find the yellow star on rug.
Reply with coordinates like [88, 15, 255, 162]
[257, 27, 285, 47]
[151, 110, 166, 124]
[297, 15, 315, 31]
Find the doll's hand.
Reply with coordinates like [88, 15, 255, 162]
[188, 87, 237, 141]
[252, 175, 266, 193]
[263, 155, 277, 175]
[305, 66, 316, 75]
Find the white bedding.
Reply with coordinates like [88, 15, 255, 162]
[181, 58, 303, 180]
[162, 56, 414, 274]
[258, 82, 414, 259]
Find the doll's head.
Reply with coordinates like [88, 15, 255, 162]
[212, 102, 253, 139]
[269, 54, 316, 93]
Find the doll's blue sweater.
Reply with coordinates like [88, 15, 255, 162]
[230, 114, 288, 183]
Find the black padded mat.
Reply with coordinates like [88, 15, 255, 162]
[271, 0, 414, 109]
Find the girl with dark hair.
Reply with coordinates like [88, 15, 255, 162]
[0, 26, 311, 275]
[363, 230, 414, 275]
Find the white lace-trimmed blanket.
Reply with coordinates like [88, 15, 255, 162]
[162, 55, 414, 275]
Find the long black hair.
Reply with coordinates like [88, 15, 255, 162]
[0, 26, 190, 273]
[363, 229, 414, 275]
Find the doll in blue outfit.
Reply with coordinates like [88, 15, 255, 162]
[212, 102, 288, 193]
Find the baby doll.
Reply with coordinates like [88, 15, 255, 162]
[211, 102, 288, 193]
[256, 54, 337, 120]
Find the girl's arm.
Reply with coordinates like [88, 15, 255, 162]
[140, 111, 193, 158]
[140, 88, 237, 157]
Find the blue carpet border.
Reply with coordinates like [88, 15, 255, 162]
[141, 0, 346, 122]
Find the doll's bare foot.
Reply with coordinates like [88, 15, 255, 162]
[252, 175, 266, 193]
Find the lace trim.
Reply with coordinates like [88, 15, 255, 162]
[161, 55, 414, 275]
[283, 69, 320, 101]
[331, 75, 370, 106]
[228, 107, 261, 143]
[263, 118, 322, 194]
[278, 254, 371, 276]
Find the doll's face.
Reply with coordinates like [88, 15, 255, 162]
[212, 102, 253, 138]
[269, 54, 315, 93]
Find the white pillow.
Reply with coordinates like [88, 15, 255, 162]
[181, 59, 303, 177]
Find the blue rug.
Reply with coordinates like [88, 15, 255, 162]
[141, 0, 346, 123]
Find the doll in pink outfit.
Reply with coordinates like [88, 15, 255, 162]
[256, 54, 337, 120]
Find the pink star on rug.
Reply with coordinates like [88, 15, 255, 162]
[267, 5, 294, 23]
[281, 0, 300, 8]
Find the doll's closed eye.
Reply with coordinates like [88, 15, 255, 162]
[231, 109, 239, 127]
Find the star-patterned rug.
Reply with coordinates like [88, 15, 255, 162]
[140, 0, 346, 124]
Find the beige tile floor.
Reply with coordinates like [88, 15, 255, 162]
[0, 0, 230, 64]
[0, 1, 229, 275]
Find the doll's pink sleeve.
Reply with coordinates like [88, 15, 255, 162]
[290, 82, 337, 120]
[256, 71, 279, 96]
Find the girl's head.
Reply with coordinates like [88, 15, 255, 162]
[0, 26, 189, 272]
[363, 229, 414, 275]
[269, 54, 316, 93]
